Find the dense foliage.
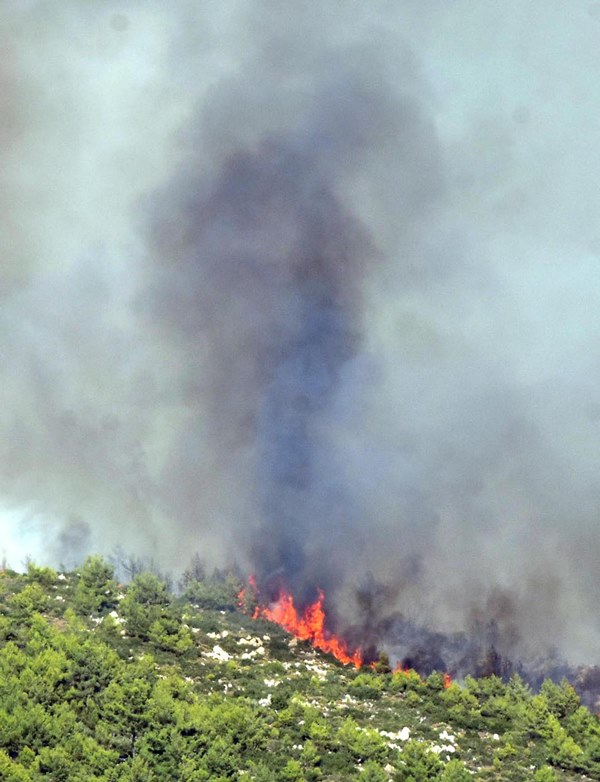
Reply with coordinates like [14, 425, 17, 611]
[0, 558, 599, 781]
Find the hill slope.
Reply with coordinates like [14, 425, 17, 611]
[0, 559, 599, 781]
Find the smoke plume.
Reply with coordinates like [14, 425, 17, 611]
[3, 0, 600, 669]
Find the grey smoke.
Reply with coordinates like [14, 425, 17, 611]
[144, 56, 441, 607]
[2, 0, 600, 667]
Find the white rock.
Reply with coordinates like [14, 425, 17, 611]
[205, 645, 231, 661]
[439, 730, 455, 743]
[237, 636, 263, 647]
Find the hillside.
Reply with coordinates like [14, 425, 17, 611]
[0, 558, 599, 781]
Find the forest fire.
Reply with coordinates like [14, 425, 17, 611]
[239, 579, 363, 668]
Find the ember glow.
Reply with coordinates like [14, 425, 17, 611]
[241, 580, 363, 668]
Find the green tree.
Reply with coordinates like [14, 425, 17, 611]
[99, 657, 156, 759]
[565, 705, 597, 743]
[300, 739, 321, 781]
[182, 569, 242, 611]
[246, 763, 277, 782]
[393, 740, 443, 781]
[441, 683, 480, 729]
[464, 674, 505, 701]
[120, 572, 172, 640]
[21, 646, 71, 706]
[426, 671, 447, 692]
[545, 714, 584, 770]
[390, 668, 422, 692]
[8, 583, 49, 618]
[506, 672, 532, 702]
[0, 750, 32, 781]
[112, 755, 157, 782]
[359, 760, 389, 781]
[520, 694, 553, 741]
[62, 635, 120, 723]
[372, 652, 392, 675]
[25, 561, 57, 588]
[349, 672, 384, 700]
[0, 702, 53, 756]
[73, 555, 118, 615]
[540, 679, 581, 720]
[281, 758, 304, 782]
[583, 734, 600, 776]
[337, 717, 387, 763]
[440, 759, 471, 782]
[148, 615, 193, 654]
[35, 744, 73, 782]
[533, 767, 558, 782]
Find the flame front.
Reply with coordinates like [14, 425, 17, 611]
[239, 580, 455, 678]
[247, 582, 363, 668]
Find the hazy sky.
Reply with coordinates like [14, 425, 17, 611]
[2, 1, 600, 664]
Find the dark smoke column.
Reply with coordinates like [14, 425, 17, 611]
[250, 139, 372, 596]
[148, 92, 374, 593]
[200, 131, 371, 599]
[147, 72, 433, 606]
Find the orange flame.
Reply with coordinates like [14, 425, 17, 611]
[248, 582, 363, 668]
[240, 579, 452, 680]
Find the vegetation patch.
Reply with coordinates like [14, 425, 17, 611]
[0, 559, 598, 781]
